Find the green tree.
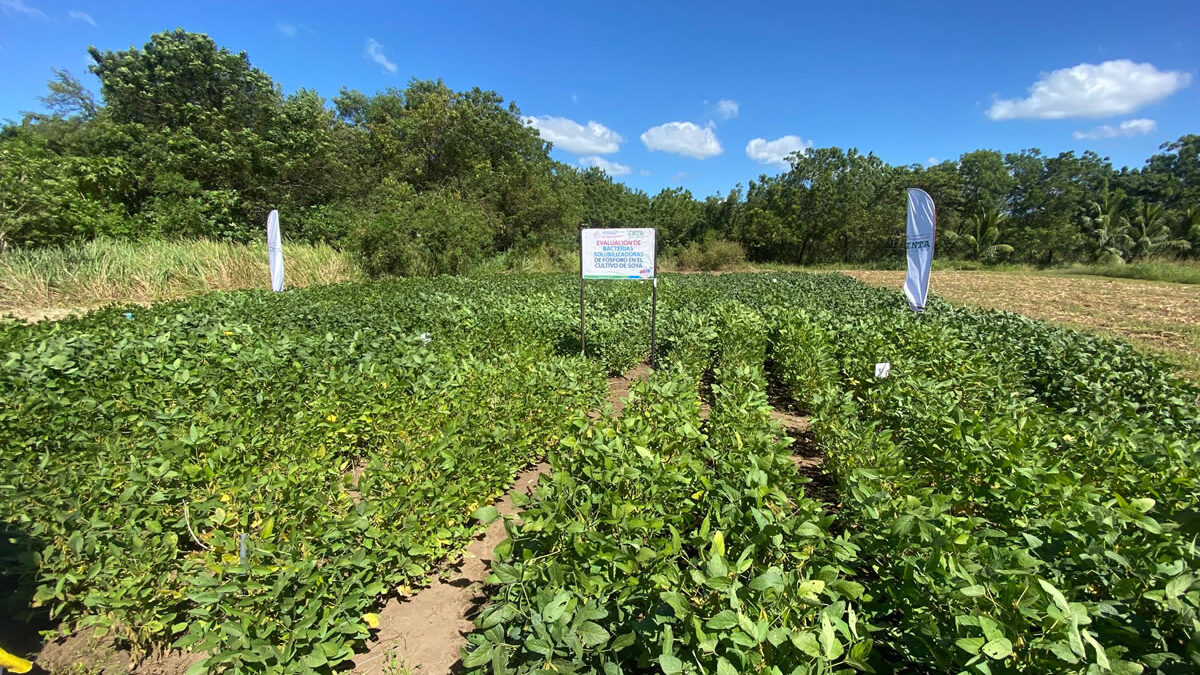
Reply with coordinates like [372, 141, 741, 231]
[647, 187, 702, 251]
[84, 30, 290, 238]
[913, 160, 966, 246]
[1083, 186, 1134, 263]
[944, 205, 1014, 263]
[958, 150, 1012, 216]
[0, 133, 129, 249]
[1138, 135, 1200, 211]
[89, 30, 281, 137]
[353, 183, 494, 277]
[743, 147, 898, 263]
[1130, 201, 1190, 260]
[1179, 207, 1200, 253]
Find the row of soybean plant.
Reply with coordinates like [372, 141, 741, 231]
[771, 301, 1199, 674]
[0, 280, 606, 672]
[463, 302, 870, 675]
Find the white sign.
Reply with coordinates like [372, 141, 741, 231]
[581, 228, 655, 279]
[875, 362, 891, 378]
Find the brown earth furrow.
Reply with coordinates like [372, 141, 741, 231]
[350, 462, 549, 675]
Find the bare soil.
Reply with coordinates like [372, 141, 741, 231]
[770, 407, 832, 497]
[2, 306, 92, 323]
[764, 370, 837, 505]
[31, 633, 202, 675]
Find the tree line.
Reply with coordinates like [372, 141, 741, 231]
[2, 29, 1196, 273]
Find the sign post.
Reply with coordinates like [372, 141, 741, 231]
[579, 227, 658, 365]
[579, 228, 586, 355]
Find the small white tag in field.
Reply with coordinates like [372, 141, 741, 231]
[420, 332, 432, 344]
[875, 362, 891, 378]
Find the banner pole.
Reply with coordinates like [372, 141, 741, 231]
[579, 227, 586, 356]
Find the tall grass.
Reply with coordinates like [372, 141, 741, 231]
[1063, 260, 1200, 285]
[0, 238, 362, 316]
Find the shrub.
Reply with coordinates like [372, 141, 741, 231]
[677, 238, 747, 271]
[0, 136, 129, 250]
[136, 179, 245, 241]
[289, 200, 359, 245]
[500, 242, 579, 273]
[353, 186, 495, 277]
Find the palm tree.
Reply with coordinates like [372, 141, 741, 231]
[944, 205, 1014, 263]
[1131, 201, 1190, 260]
[1178, 206, 1200, 254]
[1083, 186, 1134, 263]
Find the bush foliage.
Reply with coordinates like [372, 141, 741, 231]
[3, 30, 1198, 271]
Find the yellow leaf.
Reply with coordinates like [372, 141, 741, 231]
[712, 531, 725, 557]
[0, 647, 32, 673]
[362, 613, 380, 629]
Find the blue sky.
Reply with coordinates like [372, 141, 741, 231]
[2, 0, 1197, 197]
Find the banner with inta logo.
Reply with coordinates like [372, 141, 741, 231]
[903, 188, 935, 312]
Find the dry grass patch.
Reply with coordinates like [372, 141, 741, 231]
[0, 238, 362, 321]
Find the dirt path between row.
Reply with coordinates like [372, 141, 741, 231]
[351, 364, 651, 675]
[350, 462, 549, 674]
[765, 374, 837, 506]
[601, 363, 651, 418]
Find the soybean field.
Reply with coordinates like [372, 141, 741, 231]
[1, 273, 1197, 675]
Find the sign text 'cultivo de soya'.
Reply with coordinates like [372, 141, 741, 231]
[579, 228, 659, 365]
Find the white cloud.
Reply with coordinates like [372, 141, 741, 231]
[672, 172, 693, 183]
[365, 38, 397, 74]
[522, 116, 622, 154]
[67, 9, 95, 25]
[1, 0, 46, 19]
[716, 98, 739, 120]
[639, 169, 652, 176]
[926, 157, 939, 165]
[578, 155, 631, 176]
[745, 135, 814, 168]
[278, 23, 313, 38]
[641, 121, 723, 159]
[1073, 118, 1157, 140]
[987, 60, 1191, 120]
